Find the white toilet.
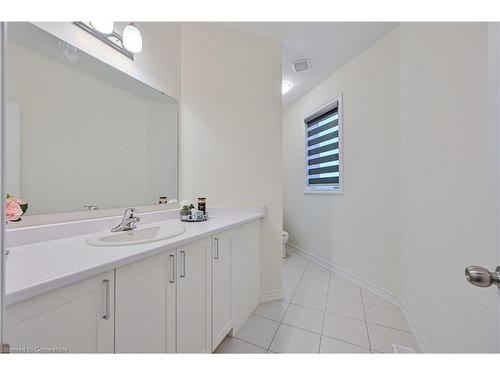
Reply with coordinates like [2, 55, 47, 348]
[282, 231, 289, 258]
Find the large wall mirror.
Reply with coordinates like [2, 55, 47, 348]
[4, 23, 178, 217]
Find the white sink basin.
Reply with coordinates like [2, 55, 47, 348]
[86, 223, 185, 247]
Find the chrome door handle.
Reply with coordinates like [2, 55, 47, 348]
[465, 266, 500, 288]
[180, 250, 186, 278]
[102, 279, 110, 320]
[169, 254, 175, 284]
[214, 237, 220, 260]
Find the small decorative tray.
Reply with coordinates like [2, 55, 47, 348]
[180, 214, 209, 222]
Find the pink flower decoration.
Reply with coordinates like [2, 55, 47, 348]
[8, 197, 25, 205]
[6, 198, 24, 222]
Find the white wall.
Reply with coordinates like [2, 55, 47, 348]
[284, 23, 500, 353]
[283, 29, 401, 295]
[32, 22, 181, 100]
[180, 24, 283, 296]
[9, 22, 284, 298]
[399, 23, 499, 353]
[6, 41, 178, 214]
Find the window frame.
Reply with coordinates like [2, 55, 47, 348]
[303, 94, 343, 195]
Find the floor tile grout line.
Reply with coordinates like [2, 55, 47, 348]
[363, 300, 399, 310]
[317, 269, 331, 353]
[323, 310, 366, 324]
[365, 321, 413, 334]
[225, 336, 271, 352]
[282, 253, 415, 353]
[252, 308, 286, 323]
[267, 258, 309, 352]
[359, 287, 373, 353]
[240, 306, 367, 350]
[299, 274, 331, 283]
[268, 319, 371, 351]
[285, 256, 365, 350]
[243, 255, 301, 352]
[240, 253, 414, 354]
[294, 285, 329, 294]
[279, 321, 322, 336]
[288, 300, 327, 313]
[326, 293, 363, 304]
[320, 332, 371, 351]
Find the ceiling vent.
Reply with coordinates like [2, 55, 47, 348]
[292, 58, 311, 73]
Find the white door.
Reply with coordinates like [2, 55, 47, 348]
[6, 271, 114, 353]
[176, 238, 211, 353]
[460, 23, 500, 352]
[463, 23, 500, 352]
[212, 232, 232, 350]
[115, 250, 176, 353]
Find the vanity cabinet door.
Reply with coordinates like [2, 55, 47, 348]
[115, 250, 176, 353]
[6, 271, 114, 353]
[230, 221, 260, 335]
[176, 238, 211, 353]
[211, 231, 232, 350]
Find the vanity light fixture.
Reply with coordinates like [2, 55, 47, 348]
[89, 21, 114, 35]
[73, 21, 143, 60]
[282, 80, 294, 95]
[123, 23, 143, 53]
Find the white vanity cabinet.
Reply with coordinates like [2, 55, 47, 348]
[176, 237, 212, 353]
[114, 250, 176, 353]
[6, 218, 262, 354]
[211, 231, 232, 350]
[6, 271, 115, 353]
[115, 238, 212, 354]
[230, 220, 260, 334]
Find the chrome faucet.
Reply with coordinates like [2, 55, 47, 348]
[111, 208, 140, 232]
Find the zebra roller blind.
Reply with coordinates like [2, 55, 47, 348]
[305, 101, 341, 191]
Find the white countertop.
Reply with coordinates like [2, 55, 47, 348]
[5, 207, 264, 306]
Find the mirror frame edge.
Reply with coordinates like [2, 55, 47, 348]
[1, 20, 7, 351]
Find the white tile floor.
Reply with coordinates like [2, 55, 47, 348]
[216, 250, 420, 354]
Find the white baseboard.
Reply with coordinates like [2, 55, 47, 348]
[286, 243, 401, 305]
[399, 300, 432, 353]
[259, 288, 284, 302]
[286, 243, 431, 353]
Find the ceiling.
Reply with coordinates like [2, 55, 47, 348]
[222, 22, 398, 108]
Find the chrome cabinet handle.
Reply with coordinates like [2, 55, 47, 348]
[169, 254, 176, 283]
[214, 237, 220, 260]
[102, 279, 110, 320]
[465, 266, 500, 288]
[180, 250, 186, 278]
[169, 254, 175, 284]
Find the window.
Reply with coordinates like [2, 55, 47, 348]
[304, 97, 342, 193]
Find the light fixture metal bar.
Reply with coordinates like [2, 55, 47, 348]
[72, 22, 134, 60]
